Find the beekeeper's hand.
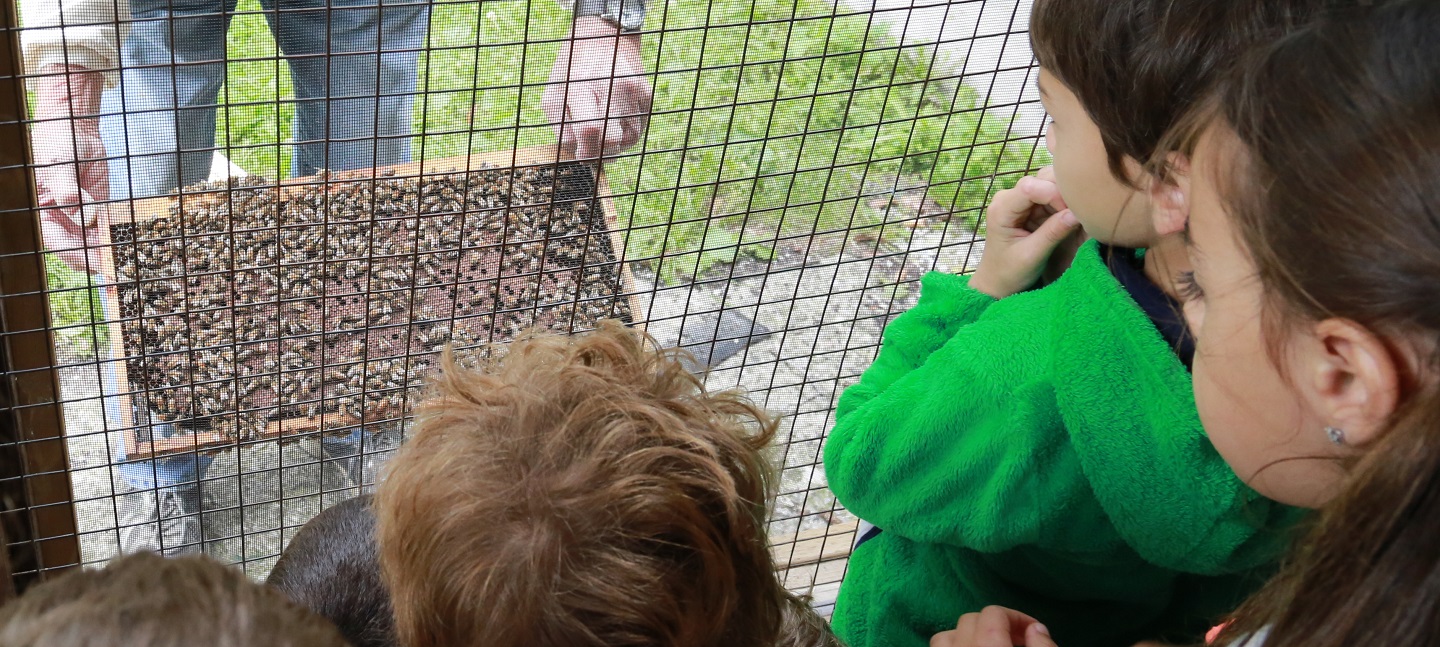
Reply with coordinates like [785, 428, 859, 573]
[544, 16, 652, 161]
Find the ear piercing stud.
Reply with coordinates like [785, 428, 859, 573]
[1325, 426, 1346, 445]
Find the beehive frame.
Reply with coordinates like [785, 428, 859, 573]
[97, 146, 643, 461]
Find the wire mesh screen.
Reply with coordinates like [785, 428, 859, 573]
[12, 0, 1046, 607]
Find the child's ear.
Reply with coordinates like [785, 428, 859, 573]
[1308, 318, 1402, 447]
[1148, 153, 1190, 236]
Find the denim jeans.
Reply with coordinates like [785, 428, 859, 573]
[100, 0, 430, 199]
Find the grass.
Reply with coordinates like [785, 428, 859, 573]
[603, 1, 1045, 281]
[48, 0, 1046, 342]
[213, 0, 1044, 282]
[45, 256, 107, 360]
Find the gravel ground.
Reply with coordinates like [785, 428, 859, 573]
[636, 215, 985, 539]
[58, 361, 400, 578]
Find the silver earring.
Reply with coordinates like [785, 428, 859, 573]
[1325, 426, 1346, 445]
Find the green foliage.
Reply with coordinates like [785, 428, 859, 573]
[213, 0, 1048, 284]
[45, 256, 107, 358]
[215, 6, 292, 178]
[601, 0, 1045, 281]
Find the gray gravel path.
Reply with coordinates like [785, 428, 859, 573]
[636, 219, 985, 540]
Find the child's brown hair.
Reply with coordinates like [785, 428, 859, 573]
[376, 321, 828, 647]
[0, 552, 348, 647]
[1030, 0, 1328, 186]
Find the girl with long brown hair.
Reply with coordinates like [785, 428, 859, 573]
[932, 1, 1440, 645]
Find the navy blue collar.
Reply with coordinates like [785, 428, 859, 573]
[1100, 245, 1195, 370]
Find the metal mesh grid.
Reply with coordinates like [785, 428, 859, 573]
[4, 0, 1046, 608]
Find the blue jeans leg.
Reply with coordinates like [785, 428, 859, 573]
[101, 0, 235, 200]
[263, 0, 429, 176]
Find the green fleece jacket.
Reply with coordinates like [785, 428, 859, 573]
[824, 241, 1301, 647]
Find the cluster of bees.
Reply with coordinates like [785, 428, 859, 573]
[112, 164, 632, 442]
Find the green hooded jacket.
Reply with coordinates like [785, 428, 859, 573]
[824, 241, 1302, 647]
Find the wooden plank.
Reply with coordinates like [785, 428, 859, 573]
[780, 557, 848, 595]
[108, 146, 644, 460]
[592, 160, 646, 331]
[771, 519, 857, 571]
[90, 204, 149, 463]
[127, 432, 231, 459]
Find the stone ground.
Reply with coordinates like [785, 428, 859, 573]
[637, 218, 986, 539]
[55, 0, 1036, 606]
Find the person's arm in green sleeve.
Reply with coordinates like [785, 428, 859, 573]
[838, 169, 1083, 419]
[835, 272, 995, 420]
[825, 311, 1103, 553]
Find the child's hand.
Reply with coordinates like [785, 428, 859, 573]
[931, 606, 1058, 647]
[968, 167, 1083, 299]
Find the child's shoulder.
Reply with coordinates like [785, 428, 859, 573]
[1046, 239, 1128, 294]
[945, 242, 1175, 370]
[894, 241, 1157, 367]
[981, 241, 1130, 314]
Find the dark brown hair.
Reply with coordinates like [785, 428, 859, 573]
[375, 321, 829, 647]
[268, 494, 395, 647]
[0, 552, 349, 647]
[1030, 0, 1327, 186]
[1172, 2, 1440, 645]
[777, 592, 845, 647]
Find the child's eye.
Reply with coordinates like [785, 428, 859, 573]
[1176, 271, 1205, 301]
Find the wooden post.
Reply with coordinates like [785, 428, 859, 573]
[0, 0, 82, 592]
